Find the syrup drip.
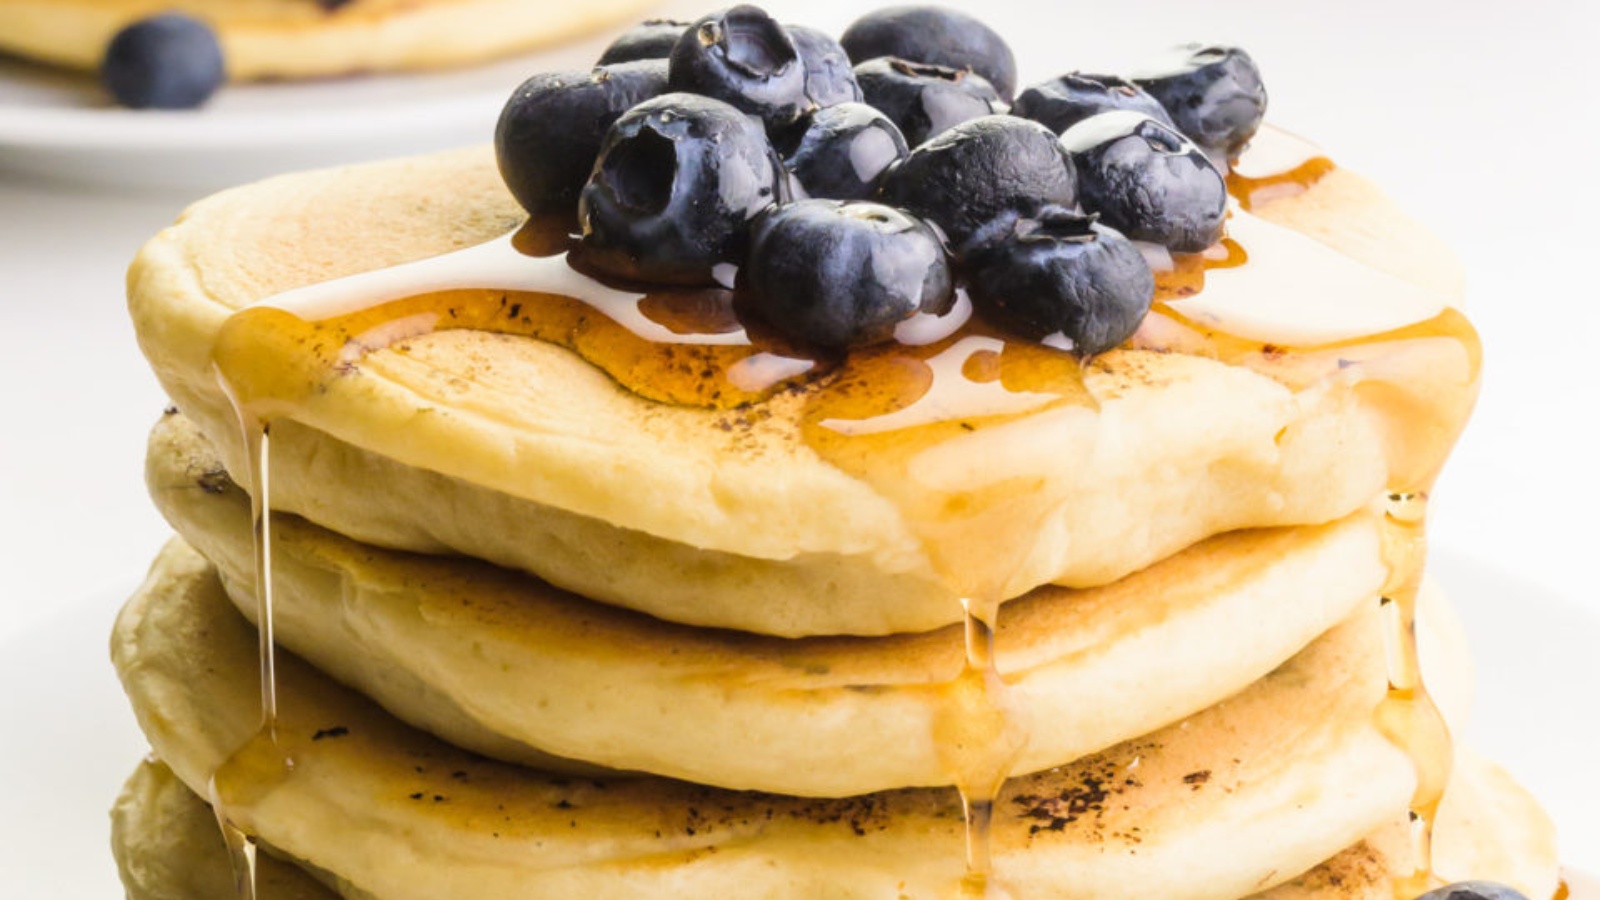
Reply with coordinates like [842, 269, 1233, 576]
[944, 599, 1025, 898]
[199, 126, 1479, 897]
[206, 394, 297, 899]
[1375, 489, 1453, 897]
[210, 796, 257, 900]
[799, 333, 1093, 891]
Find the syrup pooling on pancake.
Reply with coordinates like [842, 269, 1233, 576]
[1225, 128, 1337, 211]
[204, 127, 1477, 897]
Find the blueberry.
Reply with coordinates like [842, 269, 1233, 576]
[578, 93, 785, 286]
[840, 5, 1017, 102]
[854, 57, 1000, 147]
[1413, 883, 1531, 900]
[1132, 44, 1267, 161]
[746, 200, 952, 348]
[787, 24, 862, 108]
[668, 5, 811, 130]
[966, 211, 1153, 356]
[1012, 73, 1173, 134]
[596, 19, 690, 65]
[1061, 111, 1226, 253]
[495, 60, 669, 222]
[99, 14, 225, 110]
[877, 114, 1075, 255]
[781, 103, 908, 200]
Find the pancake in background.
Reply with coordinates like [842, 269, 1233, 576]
[112, 540, 1558, 900]
[150, 407, 1392, 795]
[0, 0, 660, 79]
[127, 138, 1476, 637]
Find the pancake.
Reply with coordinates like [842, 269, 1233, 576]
[126, 136, 1479, 637]
[107, 753, 1559, 900]
[150, 408, 1392, 794]
[112, 538, 1558, 900]
[0, 0, 658, 79]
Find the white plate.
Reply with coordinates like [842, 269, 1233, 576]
[0, 553, 1593, 898]
[0, 30, 620, 193]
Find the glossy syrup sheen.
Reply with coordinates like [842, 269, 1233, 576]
[206, 131, 1482, 898]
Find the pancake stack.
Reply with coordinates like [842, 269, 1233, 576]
[108, 132, 1560, 898]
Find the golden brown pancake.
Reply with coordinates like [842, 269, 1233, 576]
[107, 754, 1559, 900]
[0, 0, 659, 79]
[150, 406, 1393, 795]
[126, 137, 1477, 637]
[111, 539, 1558, 899]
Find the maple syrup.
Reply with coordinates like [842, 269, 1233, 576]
[1375, 489, 1454, 898]
[1225, 127, 1336, 211]
[203, 125, 1481, 897]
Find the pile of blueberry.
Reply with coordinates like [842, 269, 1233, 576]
[498, 4, 1267, 356]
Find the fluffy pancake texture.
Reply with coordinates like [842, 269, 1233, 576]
[0, 0, 658, 79]
[113, 539, 1564, 900]
[150, 407, 1393, 795]
[127, 143, 1477, 637]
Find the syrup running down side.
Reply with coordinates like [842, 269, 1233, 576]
[206, 127, 1479, 899]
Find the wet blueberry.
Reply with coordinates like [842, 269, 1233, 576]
[668, 5, 811, 130]
[1132, 44, 1267, 162]
[787, 24, 862, 108]
[840, 5, 1017, 102]
[100, 13, 225, 109]
[1412, 883, 1531, 900]
[1012, 72, 1173, 134]
[781, 103, 908, 200]
[966, 211, 1153, 357]
[854, 57, 1000, 147]
[596, 19, 690, 65]
[578, 93, 785, 286]
[1062, 111, 1227, 253]
[495, 59, 669, 222]
[746, 200, 952, 348]
[877, 114, 1075, 255]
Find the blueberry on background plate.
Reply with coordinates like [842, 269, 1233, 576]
[1012, 73, 1173, 134]
[1062, 110, 1227, 253]
[597, 19, 690, 65]
[746, 200, 952, 348]
[787, 24, 863, 108]
[853, 57, 1000, 147]
[840, 5, 1018, 102]
[668, 5, 812, 130]
[100, 13, 226, 109]
[782, 103, 908, 200]
[495, 60, 669, 221]
[966, 211, 1154, 356]
[1133, 44, 1267, 161]
[1412, 883, 1530, 900]
[877, 114, 1075, 255]
[579, 93, 786, 286]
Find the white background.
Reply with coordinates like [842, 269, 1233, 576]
[1, 0, 1596, 895]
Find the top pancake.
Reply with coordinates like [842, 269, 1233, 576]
[127, 137, 1478, 636]
[0, 0, 657, 79]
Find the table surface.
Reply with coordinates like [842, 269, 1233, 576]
[1, 0, 1596, 893]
